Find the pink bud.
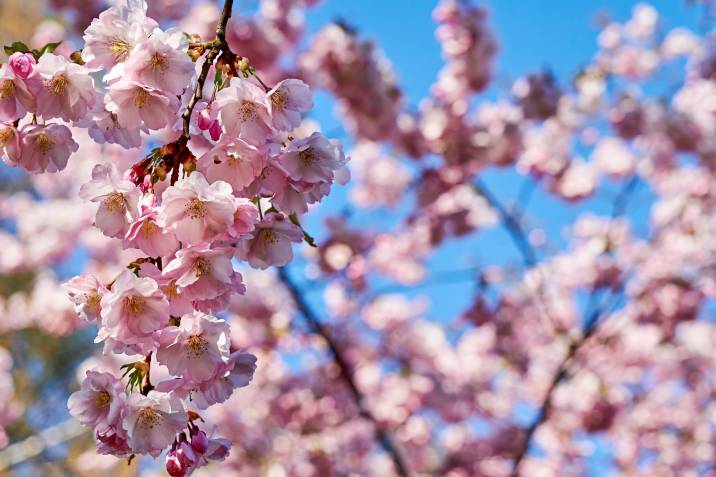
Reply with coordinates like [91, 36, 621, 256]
[197, 109, 213, 131]
[166, 452, 185, 477]
[209, 120, 222, 141]
[8, 52, 36, 79]
[177, 441, 197, 467]
[191, 430, 209, 454]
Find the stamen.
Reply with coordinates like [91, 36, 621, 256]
[109, 38, 132, 62]
[259, 228, 278, 244]
[298, 148, 316, 166]
[95, 390, 111, 407]
[270, 91, 285, 110]
[0, 80, 15, 100]
[134, 88, 150, 109]
[185, 198, 207, 219]
[124, 295, 145, 314]
[47, 74, 69, 96]
[33, 133, 53, 154]
[102, 192, 126, 213]
[149, 52, 167, 72]
[185, 335, 209, 358]
[240, 101, 257, 121]
[192, 258, 211, 277]
[137, 407, 161, 429]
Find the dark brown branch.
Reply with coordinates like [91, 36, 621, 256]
[277, 267, 411, 477]
[180, 0, 235, 141]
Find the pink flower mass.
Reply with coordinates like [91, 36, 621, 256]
[4, 1, 716, 476]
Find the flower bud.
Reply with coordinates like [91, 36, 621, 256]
[177, 441, 197, 467]
[197, 109, 212, 131]
[191, 430, 209, 454]
[166, 452, 185, 477]
[8, 52, 36, 79]
[209, 120, 222, 141]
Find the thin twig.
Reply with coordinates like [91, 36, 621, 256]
[277, 267, 411, 477]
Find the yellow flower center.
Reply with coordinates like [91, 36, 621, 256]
[192, 258, 211, 277]
[95, 390, 111, 407]
[149, 52, 167, 72]
[270, 91, 285, 110]
[47, 74, 69, 96]
[124, 295, 145, 315]
[0, 128, 14, 147]
[298, 148, 316, 166]
[134, 88, 150, 109]
[110, 38, 132, 62]
[86, 293, 101, 312]
[0, 80, 15, 100]
[137, 407, 161, 429]
[33, 133, 53, 154]
[240, 101, 257, 121]
[259, 228, 278, 244]
[185, 198, 207, 219]
[102, 192, 126, 213]
[163, 281, 179, 299]
[185, 334, 209, 358]
[141, 220, 159, 238]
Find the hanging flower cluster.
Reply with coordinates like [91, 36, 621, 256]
[0, 0, 347, 474]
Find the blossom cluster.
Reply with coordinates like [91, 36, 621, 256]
[0, 0, 346, 473]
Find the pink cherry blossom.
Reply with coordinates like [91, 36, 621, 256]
[0, 64, 36, 122]
[106, 77, 180, 131]
[121, 29, 195, 95]
[123, 391, 187, 457]
[226, 198, 259, 238]
[235, 212, 303, 269]
[0, 123, 22, 166]
[161, 244, 238, 301]
[79, 163, 141, 238]
[96, 270, 169, 355]
[85, 107, 142, 149]
[18, 123, 79, 173]
[197, 139, 267, 192]
[278, 131, 348, 183]
[82, 1, 158, 70]
[68, 370, 125, 432]
[156, 311, 230, 384]
[214, 77, 273, 144]
[158, 172, 236, 245]
[27, 53, 95, 122]
[62, 274, 107, 321]
[8, 52, 36, 79]
[124, 202, 179, 258]
[266, 78, 313, 131]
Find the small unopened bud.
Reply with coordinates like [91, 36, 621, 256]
[191, 430, 209, 454]
[70, 51, 85, 65]
[166, 452, 185, 477]
[236, 56, 250, 73]
[183, 157, 196, 175]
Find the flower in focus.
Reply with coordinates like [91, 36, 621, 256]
[123, 391, 187, 457]
[79, 163, 141, 238]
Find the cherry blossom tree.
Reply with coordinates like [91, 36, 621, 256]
[1, 1, 716, 476]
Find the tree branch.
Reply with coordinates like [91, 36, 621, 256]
[277, 267, 411, 477]
[509, 177, 639, 476]
[180, 0, 235, 141]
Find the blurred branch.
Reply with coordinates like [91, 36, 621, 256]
[474, 178, 537, 267]
[278, 267, 411, 477]
[510, 176, 639, 476]
[0, 419, 86, 472]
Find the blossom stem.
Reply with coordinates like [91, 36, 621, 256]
[277, 267, 411, 477]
